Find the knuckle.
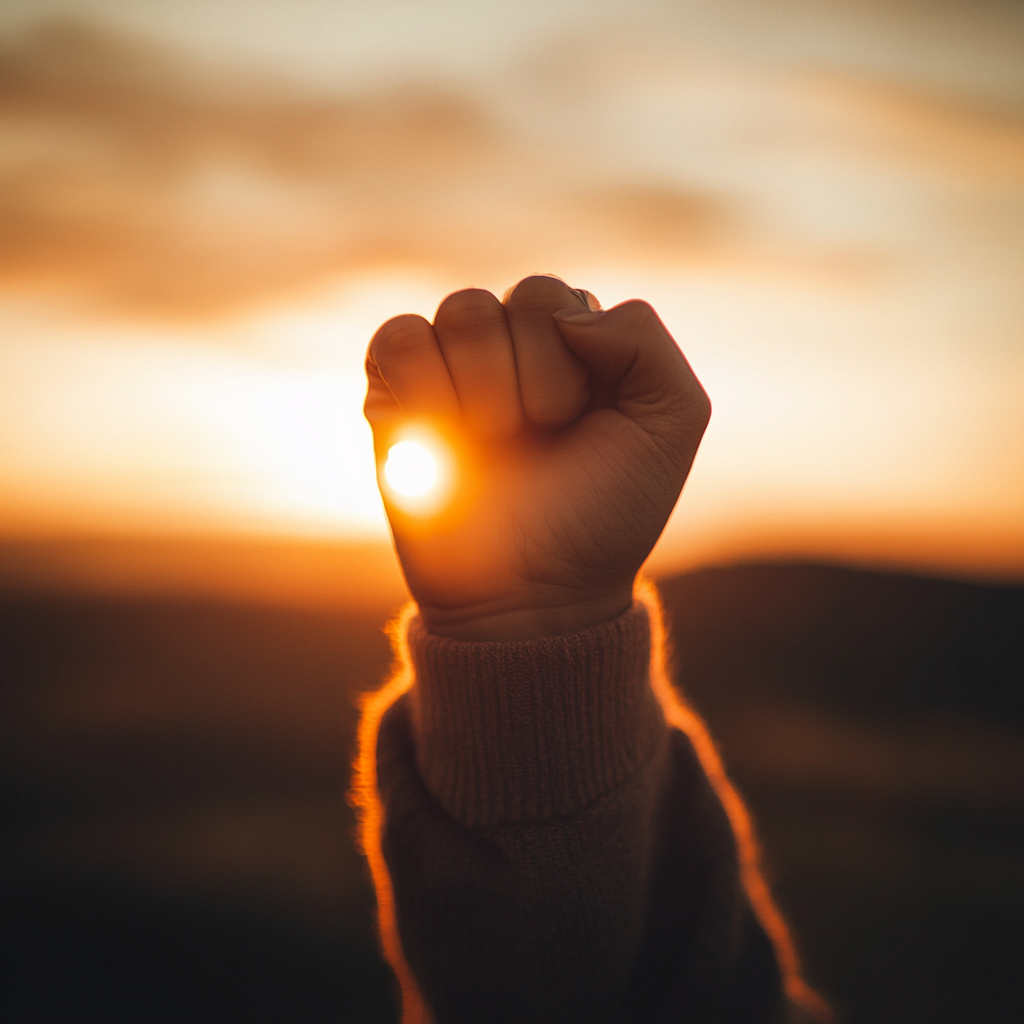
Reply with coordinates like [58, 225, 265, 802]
[369, 314, 432, 366]
[619, 299, 658, 328]
[504, 274, 575, 312]
[698, 396, 713, 431]
[435, 288, 503, 336]
[696, 386, 712, 424]
[673, 382, 712, 439]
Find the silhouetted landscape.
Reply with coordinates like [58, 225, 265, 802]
[3, 561, 1022, 1023]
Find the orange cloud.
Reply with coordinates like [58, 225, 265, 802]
[0, 21, 741, 318]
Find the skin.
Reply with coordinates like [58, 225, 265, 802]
[365, 275, 711, 641]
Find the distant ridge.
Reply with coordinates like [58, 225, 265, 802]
[657, 561, 1024, 725]
[0, 536, 408, 612]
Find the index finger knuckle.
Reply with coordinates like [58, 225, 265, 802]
[368, 314, 434, 370]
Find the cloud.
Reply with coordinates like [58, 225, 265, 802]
[4, 18, 1018, 322]
[0, 20, 735, 319]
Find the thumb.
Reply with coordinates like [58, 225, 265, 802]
[554, 300, 711, 441]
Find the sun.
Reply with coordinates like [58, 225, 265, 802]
[385, 440, 440, 497]
[382, 435, 452, 513]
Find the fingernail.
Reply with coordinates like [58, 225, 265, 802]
[569, 287, 602, 311]
[554, 308, 603, 325]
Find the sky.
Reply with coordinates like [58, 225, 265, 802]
[1, 0, 1022, 581]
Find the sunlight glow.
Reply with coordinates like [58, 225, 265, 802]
[385, 441, 439, 498]
[381, 435, 452, 514]
[1, 6, 1022, 581]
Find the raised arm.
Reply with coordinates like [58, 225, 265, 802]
[354, 276, 825, 1023]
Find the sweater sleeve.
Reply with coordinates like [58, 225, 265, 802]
[371, 602, 791, 1024]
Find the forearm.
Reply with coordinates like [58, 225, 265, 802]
[378, 697, 669, 1022]
[378, 604, 664, 1022]
[358, 276, 822, 1023]
[362, 596, 793, 1023]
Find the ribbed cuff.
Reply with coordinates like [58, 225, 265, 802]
[407, 603, 666, 828]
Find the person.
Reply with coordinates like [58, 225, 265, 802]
[351, 276, 830, 1023]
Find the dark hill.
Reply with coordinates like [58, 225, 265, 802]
[659, 561, 1024, 725]
[1, 562, 1021, 1023]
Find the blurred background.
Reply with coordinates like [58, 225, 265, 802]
[1, 1, 1022, 1021]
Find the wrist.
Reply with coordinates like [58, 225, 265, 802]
[418, 585, 635, 641]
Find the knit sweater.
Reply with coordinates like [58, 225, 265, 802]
[355, 587, 825, 1024]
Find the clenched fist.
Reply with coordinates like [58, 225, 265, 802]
[364, 275, 710, 640]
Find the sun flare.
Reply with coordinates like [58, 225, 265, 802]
[382, 436, 451, 513]
[385, 440, 439, 497]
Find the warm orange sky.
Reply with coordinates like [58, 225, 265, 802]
[1, 1, 1022, 582]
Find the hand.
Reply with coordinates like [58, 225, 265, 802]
[364, 276, 710, 640]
